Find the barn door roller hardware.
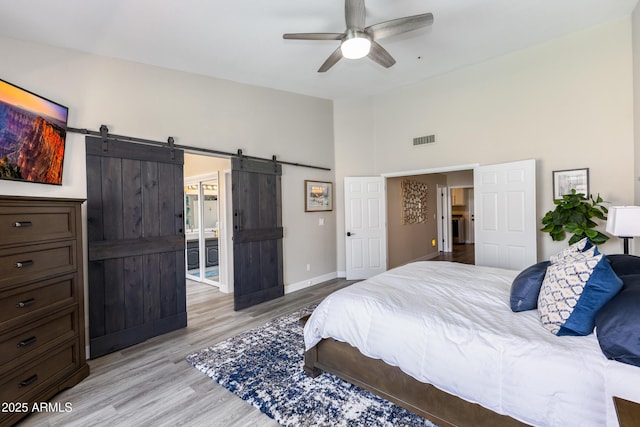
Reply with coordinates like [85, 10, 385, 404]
[168, 136, 176, 160]
[100, 125, 109, 152]
[67, 125, 330, 171]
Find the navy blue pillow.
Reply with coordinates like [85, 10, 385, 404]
[607, 254, 640, 277]
[595, 274, 640, 367]
[510, 261, 550, 312]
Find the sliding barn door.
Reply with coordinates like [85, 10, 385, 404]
[231, 157, 283, 310]
[86, 137, 186, 358]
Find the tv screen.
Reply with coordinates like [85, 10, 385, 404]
[0, 78, 68, 185]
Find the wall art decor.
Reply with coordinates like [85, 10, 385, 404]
[305, 180, 333, 211]
[0, 78, 69, 185]
[552, 168, 589, 199]
[402, 178, 428, 224]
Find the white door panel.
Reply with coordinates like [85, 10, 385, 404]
[345, 177, 387, 280]
[474, 159, 536, 270]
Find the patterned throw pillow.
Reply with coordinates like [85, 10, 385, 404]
[549, 237, 594, 264]
[538, 253, 623, 336]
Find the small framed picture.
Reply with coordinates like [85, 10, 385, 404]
[305, 180, 333, 212]
[552, 168, 589, 199]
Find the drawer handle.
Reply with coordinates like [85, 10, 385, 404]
[15, 260, 34, 268]
[16, 298, 36, 308]
[19, 374, 38, 388]
[13, 221, 33, 228]
[18, 336, 37, 348]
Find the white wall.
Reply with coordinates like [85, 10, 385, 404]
[0, 36, 337, 292]
[335, 18, 635, 270]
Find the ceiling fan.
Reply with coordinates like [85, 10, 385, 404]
[283, 0, 434, 72]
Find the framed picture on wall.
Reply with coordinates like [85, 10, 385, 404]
[305, 180, 333, 212]
[552, 168, 589, 199]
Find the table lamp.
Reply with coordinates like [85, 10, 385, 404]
[606, 206, 640, 254]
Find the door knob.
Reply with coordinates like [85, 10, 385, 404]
[347, 232, 355, 236]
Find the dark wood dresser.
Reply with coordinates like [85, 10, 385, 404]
[0, 196, 89, 426]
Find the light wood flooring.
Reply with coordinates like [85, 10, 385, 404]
[18, 250, 472, 427]
[432, 244, 475, 265]
[18, 278, 355, 427]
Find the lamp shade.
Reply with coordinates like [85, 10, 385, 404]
[606, 206, 640, 237]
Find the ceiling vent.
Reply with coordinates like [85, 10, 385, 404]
[413, 134, 436, 146]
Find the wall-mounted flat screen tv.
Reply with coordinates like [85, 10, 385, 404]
[0, 78, 68, 185]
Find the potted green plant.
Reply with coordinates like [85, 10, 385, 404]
[541, 189, 609, 245]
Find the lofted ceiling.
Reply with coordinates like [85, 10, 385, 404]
[0, 0, 638, 100]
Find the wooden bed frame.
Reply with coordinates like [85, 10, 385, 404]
[300, 316, 528, 427]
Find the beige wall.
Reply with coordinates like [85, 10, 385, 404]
[633, 5, 640, 206]
[0, 36, 337, 290]
[387, 174, 447, 268]
[333, 97, 375, 276]
[335, 18, 635, 270]
[445, 170, 474, 187]
[184, 153, 230, 178]
[2, 14, 638, 287]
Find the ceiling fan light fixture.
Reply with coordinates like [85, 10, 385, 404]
[283, 1, 434, 72]
[341, 32, 371, 59]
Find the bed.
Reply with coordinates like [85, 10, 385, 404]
[302, 260, 640, 427]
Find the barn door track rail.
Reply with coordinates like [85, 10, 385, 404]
[67, 125, 331, 171]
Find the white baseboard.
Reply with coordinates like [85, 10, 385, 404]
[337, 270, 346, 278]
[285, 271, 339, 294]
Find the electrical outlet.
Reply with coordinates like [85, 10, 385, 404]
[306, 264, 311, 271]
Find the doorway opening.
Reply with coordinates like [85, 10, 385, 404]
[184, 153, 231, 292]
[449, 184, 475, 256]
[383, 166, 476, 270]
[185, 176, 220, 284]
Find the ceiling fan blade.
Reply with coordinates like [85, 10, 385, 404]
[283, 33, 344, 41]
[345, 0, 365, 29]
[368, 41, 396, 68]
[318, 47, 343, 73]
[366, 13, 433, 41]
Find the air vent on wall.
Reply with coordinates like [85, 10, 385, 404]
[413, 134, 436, 146]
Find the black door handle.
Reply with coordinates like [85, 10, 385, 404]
[347, 232, 355, 236]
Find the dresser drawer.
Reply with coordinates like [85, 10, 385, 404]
[0, 308, 76, 368]
[0, 197, 87, 427]
[0, 206, 76, 246]
[0, 343, 77, 404]
[0, 277, 75, 328]
[0, 241, 77, 291]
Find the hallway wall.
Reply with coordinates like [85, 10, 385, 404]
[387, 174, 447, 268]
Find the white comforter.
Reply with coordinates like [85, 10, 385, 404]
[304, 261, 640, 427]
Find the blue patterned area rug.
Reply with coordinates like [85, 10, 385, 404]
[185, 305, 438, 427]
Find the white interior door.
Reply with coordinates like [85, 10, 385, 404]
[474, 159, 537, 270]
[344, 176, 387, 280]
